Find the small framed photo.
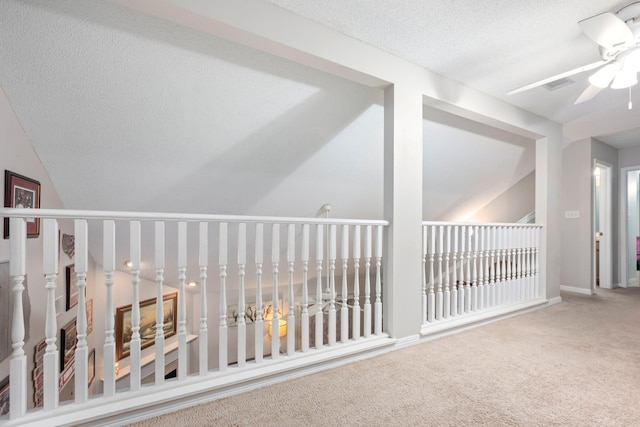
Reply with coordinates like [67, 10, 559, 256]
[3, 170, 41, 239]
[66, 264, 78, 311]
[88, 349, 95, 387]
[60, 319, 76, 372]
[116, 293, 177, 360]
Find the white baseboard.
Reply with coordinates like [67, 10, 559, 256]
[559, 285, 593, 295]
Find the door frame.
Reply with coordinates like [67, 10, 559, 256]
[593, 160, 612, 292]
[619, 165, 640, 288]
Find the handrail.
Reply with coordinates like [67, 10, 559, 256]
[422, 220, 542, 228]
[0, 208, 389, 226]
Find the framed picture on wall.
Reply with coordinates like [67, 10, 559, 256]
[115, 292, 177, 360]
[60, 318, 76, 372]
[65, 264, 78, 311]
[88, 349, 95, 387]
[3, 170, 41, 239]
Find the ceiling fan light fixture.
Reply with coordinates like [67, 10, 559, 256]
[611, 69, 638, 89]
[588, 63, 620, 87]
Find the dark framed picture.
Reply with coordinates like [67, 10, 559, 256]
[65, 264, 78, 311]
[88, 349, 95, 387]
[60, 318, 76, 372]
[115, 292, 177, 361]
[3, 170, 41, 239]
[0, 376, 9, 416]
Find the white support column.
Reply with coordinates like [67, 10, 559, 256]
[9, 218, 27, 420]
[154, 221, 166, 385]
[254, 223, 264, 363]
[103, 220, 116, 397]
[219, 222, 228, 370]
[383, 84, 423, 339]
[43, 219, 59, 411]
[74, 219, 89, 404]
[129, 221, 142, 391]
[177, 221, 188, 380]
[301, 224, 310, 351]
[421, 225, 428, 324]
[427, 227, 435, 322]
[199, 222, 209, 375]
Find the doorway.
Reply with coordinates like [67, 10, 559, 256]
[593, 161, 612, 292]
[621, 167, 640, 287]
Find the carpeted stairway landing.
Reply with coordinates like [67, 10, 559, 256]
[129, 288, 640, 426]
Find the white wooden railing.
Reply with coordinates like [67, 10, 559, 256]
[1, 208, 389, 426]
[421, 222, 543, 333]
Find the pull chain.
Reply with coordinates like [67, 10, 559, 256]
[629, 86, 633, 110]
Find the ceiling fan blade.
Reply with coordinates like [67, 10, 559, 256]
[574, 85, 604, 104]
[578, 12, 635, 49]
[506, 60, 609, 95]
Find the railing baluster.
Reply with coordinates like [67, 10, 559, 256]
[328, 225, 337, 346]
[254, 223, 264, 363]
[363, 225, 372, 337]
[483, 226, 490, 309]
[451, 226, 458, 317]
[436, 226, 443, 320]
[443, 226, 451, 319]
[465, 226, 472, 314]
[477, 226, 485, 311]
[177, 221, 188, 380]
[534, 227, 540, 298]
[103, 220, 116, 397]
[421, 225, 428, 324]
[471, 225, 478, 312]
[301, 224, 310, 352]
[129, 220, 142, 391]
[516, 227, 523, 302]
[154, 221, 166, 384]
[237, 223, 247, 367]
[315, 225, 324, 348]
[341, 225, 349, 343]
[219, 222, 228, 371]
[271, 223, 280, 359]
[458, 226, 465, 315]
[286, 224, 296, 356]
[199, 222, 209, 374]
[352, 225, 361, 340]
[74, 219, 89, 403]
[497, 227, 505, 306]
[506, 227, 513, 304]
[9, 218, 27, 420]
[374, 225, 383, 335]
[526, 228, 532, 300]
[427, 226, 435, 322]
[43, 219, 59, 410]
[489, 227, 500, 307]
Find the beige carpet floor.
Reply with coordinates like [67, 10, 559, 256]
[129, 288, 640, 426]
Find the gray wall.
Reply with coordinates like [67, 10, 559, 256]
[469, 171, 535, 223]
[561, 139, 592, 291]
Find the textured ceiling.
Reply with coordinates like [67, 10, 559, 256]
[266, 0, 640, 145]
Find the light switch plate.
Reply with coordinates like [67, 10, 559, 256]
[564, 210, 580, 219]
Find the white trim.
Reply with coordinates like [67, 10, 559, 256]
[517, 211, 536, 224]
[593, 160, 613, 293]
[420, 299, 549, 336]
[619, 165, 640, 288]
[559, 285, 593, 295]
[4, 336, 395, 427]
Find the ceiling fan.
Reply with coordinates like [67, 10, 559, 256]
[507, 2, 640, 105]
